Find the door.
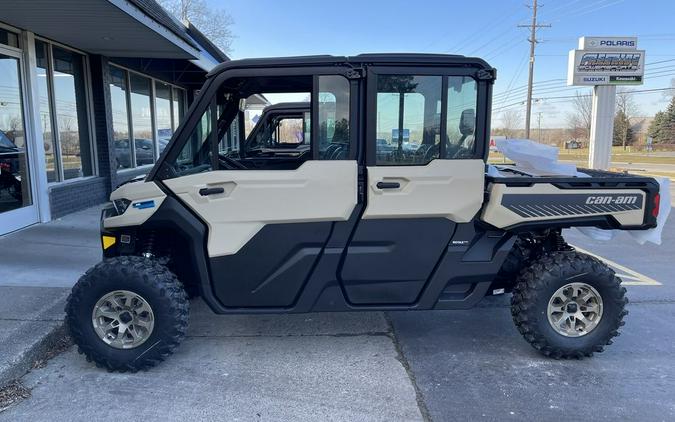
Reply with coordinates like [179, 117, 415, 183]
[159, 71, 358, 308]
[339, 70, 486, 305]
[0, 48, 39, 234]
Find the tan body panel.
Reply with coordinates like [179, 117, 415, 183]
[363, 159, 485, 222]
[164, 161, 358, 257]
[104, 181, 166, 229]
[481, 183, 646, 229]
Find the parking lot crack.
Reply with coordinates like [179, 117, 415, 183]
[383, 313, 433, 422]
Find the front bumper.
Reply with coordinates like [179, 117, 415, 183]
[100, 205, 136, 257]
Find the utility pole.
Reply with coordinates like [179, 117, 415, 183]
[537, 111, 543, 141]
[518, 0, 550, 139]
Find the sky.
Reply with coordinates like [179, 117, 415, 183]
[208, 0, 675, 129]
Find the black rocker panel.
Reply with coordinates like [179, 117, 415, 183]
[209, 222, 332, 308]
[339, 218, 456, 305]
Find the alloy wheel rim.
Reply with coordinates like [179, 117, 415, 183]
[91, 290, 155, 349]
[547, 282, 603, 337]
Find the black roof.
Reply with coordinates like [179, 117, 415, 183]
[207, 53, 493, 78]
[262, 102, 310, 113]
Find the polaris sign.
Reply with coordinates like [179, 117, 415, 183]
[568, 36, 644, 86]
[580, 37, 638, 51]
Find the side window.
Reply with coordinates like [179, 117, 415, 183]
[274, 118, 305, 144]
[218, 118, 240, 153]
[173, 106, 213, 176]
[445, 77, 478, 159]
[318, 75, 350, 160]
[375, 75, 442, 165]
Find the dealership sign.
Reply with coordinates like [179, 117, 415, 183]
[568, 37, 645, 86]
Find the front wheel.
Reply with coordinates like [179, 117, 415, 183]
[65, 256, 189, 371]
[511, 251, 628, 359]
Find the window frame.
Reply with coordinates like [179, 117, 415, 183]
[34, 37, 97, 183]
[152, 66, 359, 181]
[108, 63, 188, 172]
[313, 74, 355, 161]
[365, 66, 487, 166]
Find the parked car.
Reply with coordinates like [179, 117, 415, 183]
[114, 138, 155, 168]
[0, 130, 22, 201]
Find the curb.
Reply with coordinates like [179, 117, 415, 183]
[0, 295, 69, 388]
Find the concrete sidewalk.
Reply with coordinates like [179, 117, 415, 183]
[0, 206, 102, 387]
[0, 207, 425, 420]
[3, 302, 422, 421]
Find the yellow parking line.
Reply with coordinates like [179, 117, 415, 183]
[573, 246, 662, 286]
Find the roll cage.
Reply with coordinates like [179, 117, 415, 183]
[148, 53, 496, 181]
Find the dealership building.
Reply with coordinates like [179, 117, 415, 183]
[0, 0, 233, 235]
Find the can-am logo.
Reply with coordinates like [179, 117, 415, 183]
[586, 195, 638, 205]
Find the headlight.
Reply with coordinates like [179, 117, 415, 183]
[112, 198, 132, 215]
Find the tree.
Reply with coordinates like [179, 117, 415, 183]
[614, 89, 639, 149]
[566, 91, 592, 141]
[613, 110, 634, 147]
[499, 109, 522, 138]
[158, 0, 235, 54]
[648, 96, 675, 144]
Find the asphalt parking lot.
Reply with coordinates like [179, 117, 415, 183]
[389, 224, 675, 421]
[1, 209, 673, 421]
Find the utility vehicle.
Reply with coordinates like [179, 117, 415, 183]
[66, 54, 661, 371]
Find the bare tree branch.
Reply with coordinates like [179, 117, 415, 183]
[499, 109, 522, 138]
[565, 91, 592, 142]
[158, 0, 235, 54]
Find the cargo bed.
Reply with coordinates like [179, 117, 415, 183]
[481, 165, 660, 231]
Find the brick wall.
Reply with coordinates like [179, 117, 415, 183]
[49, 177, 108, 218]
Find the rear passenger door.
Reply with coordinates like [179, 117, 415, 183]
[339, 68, 487, 305]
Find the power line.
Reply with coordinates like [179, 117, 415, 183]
[518, 0, 550, 138]
[495, 53, 528, 109]
[493, 87, 675, 112]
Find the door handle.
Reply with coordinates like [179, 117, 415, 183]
[199, 187, 225, 196]
[376, 181, 400, 190]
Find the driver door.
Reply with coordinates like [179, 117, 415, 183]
[161, 71, 358, 308]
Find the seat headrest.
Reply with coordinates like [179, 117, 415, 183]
[459, 109, 475, 136]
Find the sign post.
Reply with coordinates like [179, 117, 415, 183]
[567, 36, 645, 170]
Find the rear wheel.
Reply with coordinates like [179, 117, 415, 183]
[66, 256, 189, 371]
[511, 251, 628, 358]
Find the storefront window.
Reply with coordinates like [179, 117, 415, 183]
[129, 73, 153, 166]
[33, 40, 94, 181]
[52, 46, 93, 179]
[110, 66, 131, 169]
[173, 87, 185, 129]
[155, 82, 172, 154]
[34, 41, 56, 182]
[110, 65, 186, 170]
[0, 29, 19, 49]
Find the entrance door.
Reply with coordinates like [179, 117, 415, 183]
[0, 48, 39, 234]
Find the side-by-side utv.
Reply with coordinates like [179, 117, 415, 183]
[65, 54, 662, 371]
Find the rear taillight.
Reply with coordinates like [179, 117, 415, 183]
[652, 193, 660, 218]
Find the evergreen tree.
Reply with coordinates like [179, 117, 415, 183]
[613, 110, 634, 147]
[648, 96, 675, 144]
